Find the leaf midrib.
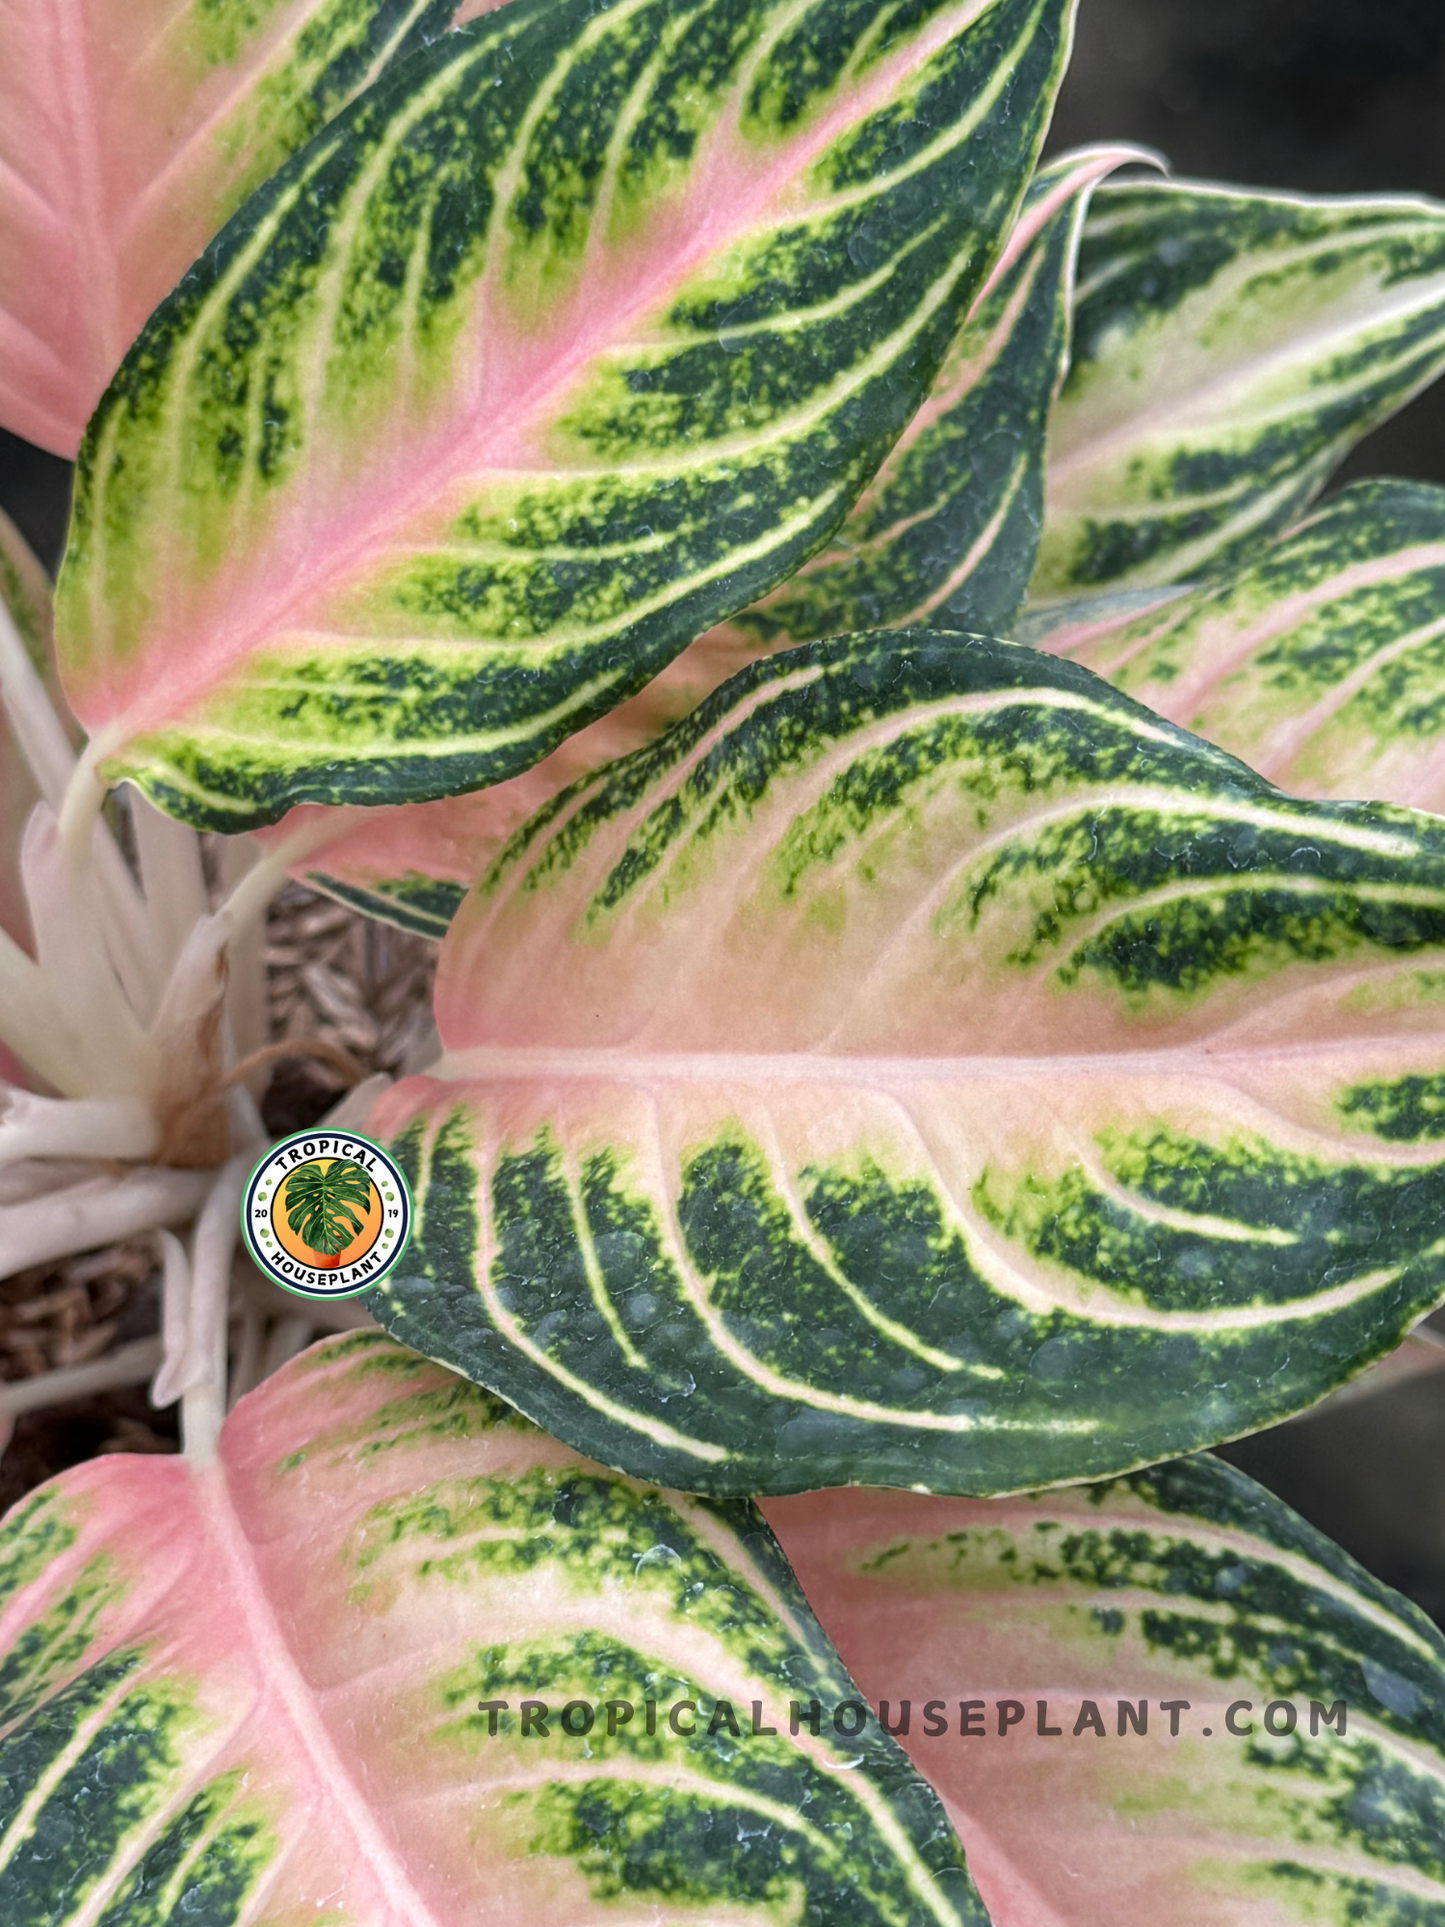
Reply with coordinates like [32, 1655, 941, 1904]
[430, 1032, 1445, 1090]
[197, 1458, 445, 1927]
[83, 0, 1009, 751]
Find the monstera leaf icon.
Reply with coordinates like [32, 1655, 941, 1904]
[284, 1161, 373, 1265]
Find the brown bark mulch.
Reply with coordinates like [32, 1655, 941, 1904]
[0, 883, 436, 1498]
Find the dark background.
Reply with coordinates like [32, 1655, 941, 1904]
[1049, 0, 1445, 1626]
[10, 0, 1445, 571]
[2, 0, 1445, 1619]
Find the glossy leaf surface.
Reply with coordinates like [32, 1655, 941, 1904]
[57, 0, 1072, 832]
[0, 0, 488, 457]
[766, 1457, 1445, 1927]
[272, 144, 1121, 941]
[1032, 178, 1445, 601]
[0, 1329, 983, 1927]
[1049, 478, 1445, 814]
[366, 629, 1445, 1497]
[278, 623, 767, 937]
[732, 145, 1132, 647]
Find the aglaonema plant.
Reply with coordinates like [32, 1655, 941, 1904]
[0, 0, 1077, 1419]
[366, 624, 1445, 1496]
[3, 0, 1445, 1920]
[0, 1331, 994, 1926]
[0, 0, 507, 458]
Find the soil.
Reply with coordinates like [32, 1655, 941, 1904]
[0, 884, 436, 1500]
[2, 0, 1444, 1622]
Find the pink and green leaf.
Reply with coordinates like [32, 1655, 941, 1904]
[55, 0, 1075, 833]
[730, 145, 1139, 648]
[1045, 478, 1445, 814]
[0, 511, 58, 1084]
[361, 628, 1445, 1497]
[765, 1456, 1445, 1926]
[275, 622, 765, 937]
[0, 1329, 986, 1927]
[271, 143, 1129, 941]
[1032, 178, 1445, 601]
[0, 0, 492, 458]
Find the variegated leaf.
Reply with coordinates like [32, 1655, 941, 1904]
[1032, 178, 1445, 602]
[1046, 478, 1445, 815]
[0, 1329, 984, 1927]
[0, 0, 492, 457]
[275, 622, 767, 938]
[57, 0, 1073, 833]
[269, 144, 1126, 941]
[364, 628, 1445, 1498]
[729, 144, 1136, 647]
[0, 511, 57, 1084]
[765, 1456, 1445, 1927]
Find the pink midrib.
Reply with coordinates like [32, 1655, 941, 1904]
[417, 1029, 1445, 1091]
[1119, 536, 1445, 717]
[51, 0, 119, 424]
[32, 0, 467, 454]
[195, 1455, 447, 1927]
[85, 0, 996, 744]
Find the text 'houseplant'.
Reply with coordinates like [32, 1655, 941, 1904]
[1, 0, 1445, 1921]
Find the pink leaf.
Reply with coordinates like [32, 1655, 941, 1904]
[359, 631, 1445, 1498]
[54, 0, 1074, 832]
[1044, 479, 1445, 816]
[272, 625, 760, 936]
[267, 145, 1134, 938]
[0, 1329, 988, 1926]
[765, 1459, 1445, 1926]
[0, 0, 488, 456]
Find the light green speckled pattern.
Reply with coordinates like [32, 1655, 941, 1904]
[193, 0, 471, 208]
[271, 146, 1122, 943]
[57, 0, 1073, 831]
[1050, 478, 1445, 816]
[732, 146, 1128, 646]
[0, 0, 471, 456]
[363, 628, 1445, 1497]
[0, 1332, 984, 1927]
[1033, 177, 1445, 600]
[766, 1455, 1445, 1927]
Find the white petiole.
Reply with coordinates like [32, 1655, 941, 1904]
[0, 591, 384, 1460]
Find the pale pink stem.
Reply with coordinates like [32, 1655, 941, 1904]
[2, 1165, 211, 1273]
[0, 1336, 165, 1460]
[179, 1154, 248, 1464]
